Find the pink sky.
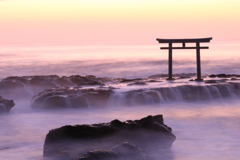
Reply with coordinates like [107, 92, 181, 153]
[0, 0, 240, 44]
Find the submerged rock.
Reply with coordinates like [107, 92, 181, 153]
[31, 87, 114, 109]
[209, 74, 240, 78]
[0, 96, 15, 114]
[111, 142, 146, 160]
[127, 81, 148, 86]
[73, 150, 121, 160]
[125, 90, 160, 105]
[43, 115, 176, 159]
[73, 142, 146, 160]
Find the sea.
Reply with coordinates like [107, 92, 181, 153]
[0, 40, 240, 160]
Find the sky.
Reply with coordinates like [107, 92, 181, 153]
[0, 0, 240, 44]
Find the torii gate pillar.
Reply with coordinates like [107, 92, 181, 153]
[156, 37, 212, 81]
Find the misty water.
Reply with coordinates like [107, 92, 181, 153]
[1, 42, 240, 160]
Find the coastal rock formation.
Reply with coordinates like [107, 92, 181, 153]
[0, 75, 112, 100]
[43, 115, 176, 159]
[120, 82, 240, 105]
[73, 149, 122, 160]
[73, 142, 146, 160]
[127, 81, 147, 86]
[0, 96, 15, 113]
[125, 90, 160, 105]
[31, 87, 114, 109]
[209, 74, 240, 78]
[110, 142, 146, 160]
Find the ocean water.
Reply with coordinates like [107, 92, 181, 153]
[0, 41, 240, 78]
[1, 41, 240, 160]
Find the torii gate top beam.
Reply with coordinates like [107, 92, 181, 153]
[156, 37, 212, 43]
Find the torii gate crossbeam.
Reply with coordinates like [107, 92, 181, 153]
[156, 37, 212, 81]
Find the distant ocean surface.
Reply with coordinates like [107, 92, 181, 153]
[0, 41, 240, 79]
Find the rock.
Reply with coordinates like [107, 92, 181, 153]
[0, 75, 114, 100]
[204, 80, 219, 83]
[127, 81, 147, 86]
[125, 90, 160, 105]
[0, 77, 30, 100]
[31, 87, 114, 109]
[0, 96, 15, 114]
[204, 79, 227, 83]
[68, 75, 103, 86]
[43, 115, 176, 159]
[120, 78, 143, 83]
[209, 74, 240, 78]
[111, 142, 146, 160]
[209, 74, 217, 78]
[73, 142, 146, 160]
[73, 150, 121, 160]
[148, 73, 197, 79]
[231, 78, 239, 80]
[145, 80, 163, 83]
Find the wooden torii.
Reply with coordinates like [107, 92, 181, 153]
[156, 37, 212, 81]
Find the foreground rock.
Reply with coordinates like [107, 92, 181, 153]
[0, 96, 15, 114]
[73, 149, 122, 160]
[110, 142, 146, 160]
[43, 114, 176, 159]
[73, 142, 146, 160]
[31, 87, 114, 109]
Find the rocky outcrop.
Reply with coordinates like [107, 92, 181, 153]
[127, 81, 147, 86]
[148, 73, 198, 79]
[121, 82, 240, 105]
[31, 87, 114, 109]
[209, 74, 240, 78]
[0, 96, 15, 114]
[73, 149, 122, 160]
[0, 75, 112, 100]
[110, 142, 146, 160]
[125, 90, 160, 105]
[43, 115, 176, 159]
[73, 142, 146, 160]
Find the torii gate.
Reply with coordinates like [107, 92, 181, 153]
[156, 37, 212, 81]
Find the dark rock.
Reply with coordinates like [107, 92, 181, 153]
[31, 87, 114, 109]
[231, 78, 239, 80]
[69, 75, 103, 86]
[125, 90, 160, 105]
[43, 115, 176, 158]
[0, 78, 29, 99]
[0, 75, 114, 101]
[73, 150, 121, 160]
[204, 80, 219, 83]
[111, 142, 146, 160]
[127, 81, 147, 86]
[145, 80, 163, 83]
[217, 74, 227, 77]
[209, 74, 217, 78]
[120, 78, 143, 83]
[178, 76, 191, 79]
[209, 74, 240, 78]
[148, 73, 197, 79]
[0, 96, 15, 114]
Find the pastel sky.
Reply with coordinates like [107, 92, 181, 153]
[0, 0, 239, 44]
